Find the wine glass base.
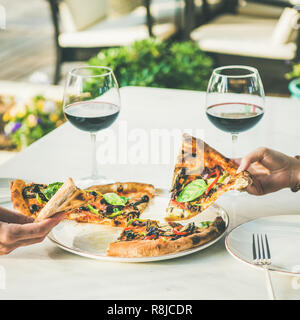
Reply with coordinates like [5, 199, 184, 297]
[74, 176, 115, 189]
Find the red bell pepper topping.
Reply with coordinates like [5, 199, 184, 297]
[206, 171, 218, 178]
[205, 168, 220, 195]
[144, 234, 157, 240]
[170, 199, 186, 210]
[173, 226, 188, 236]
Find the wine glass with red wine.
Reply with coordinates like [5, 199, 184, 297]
[205, 65, 265, 158]
[63, 66, 120, 186]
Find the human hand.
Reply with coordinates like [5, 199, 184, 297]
[236, 147, 300, 195]
[0, 207, 35, 224]
[0, 211, 65, 255]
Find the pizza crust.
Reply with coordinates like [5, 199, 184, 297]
[10, 179, 31, 216]
[107, 216, 225, 257]
[86, 182, 155, 196]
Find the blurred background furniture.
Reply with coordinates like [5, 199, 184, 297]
[191, 1, 299, 60]
[188, 0, 300, 94]
[47, 0, 182, 83]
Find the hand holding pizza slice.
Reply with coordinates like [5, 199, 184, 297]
[10, 179, 155, 227]
[166, 134, 252, 221]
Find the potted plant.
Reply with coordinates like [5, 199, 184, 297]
[286, 63, 300, 98]
[88, 38, 214, 91]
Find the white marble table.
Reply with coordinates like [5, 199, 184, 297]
[0, 86, 300, 299]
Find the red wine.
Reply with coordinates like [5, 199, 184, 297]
[64, 101, 119, 132]
[206, 103, 264, 133]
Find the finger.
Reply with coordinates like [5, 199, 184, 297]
[250, 161, 271, 175]
[244, 176, 265, 195]
[1, 212, 65, 242]
[0, 207, 34, 224]
[237, 147, 268, 173]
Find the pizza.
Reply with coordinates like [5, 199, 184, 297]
[66, 182, 155, 227]
[166, 133, 252, 221]
[107, 216, 226, 257]
[35, 178, 78, 222]
[10, 180, 155, 227]
[10, 179, 89, 219]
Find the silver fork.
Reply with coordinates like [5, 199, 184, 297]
[252, 234, 275, 300]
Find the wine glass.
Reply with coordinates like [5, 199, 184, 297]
[205, 65, 265, 159]
[63, 66, 120, 187]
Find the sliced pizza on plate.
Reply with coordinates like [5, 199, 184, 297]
[10, 179, 155, 227]
[67, 182, 155, 227]
[107, 216, 226, 257]
[166, 133, 252, 221]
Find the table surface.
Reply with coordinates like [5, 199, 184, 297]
[0, 86, 300, 299]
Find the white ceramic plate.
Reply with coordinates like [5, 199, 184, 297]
[48, 189, 229, 262]
[225, 215, 300, 275]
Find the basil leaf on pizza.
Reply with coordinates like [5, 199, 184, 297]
[103, 193, 128, 206]
[120, 196, 130, 203]
[176, 179, 208, 203]
[42, 182, 63, 200]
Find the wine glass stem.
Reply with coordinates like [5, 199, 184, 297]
[231, 133, 238, 159]
[90, 132, 99, 179]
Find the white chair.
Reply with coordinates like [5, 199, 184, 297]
[190, 6, 300, 60]
[47, 0, 178, 83]
[237, 1, 284, 19]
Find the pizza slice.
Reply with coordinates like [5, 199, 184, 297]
[66, 182, 155, 227]
[10, 180, 155, 227]
[10, 179, 90, 219]
[107, 216, 226, 257]
[166, 133, 252, 221]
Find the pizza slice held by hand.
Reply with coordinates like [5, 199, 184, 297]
[10, 178, 90, 219]
[166, 134, 252, 221]
[10, 179, 155, 227]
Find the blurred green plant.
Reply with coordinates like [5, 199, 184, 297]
[2, 95, 65, 150]
[286, 63, 300, 80]
[88, 38, 214, 90]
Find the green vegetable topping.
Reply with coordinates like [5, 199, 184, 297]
[176, 179, 208, 203]
[120, 196, 130, 203]
[103, 193, 128, 206]
[198, 221, 212, 228]
[217, 171, 228, 184]
[107, 209, 124, 218]
[87, 204, 100, 216]
[41, 182, 63, 200]
[36, 193, 45, 204]
[86, 190, 103, 196]
[127, 218, 144, 226]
